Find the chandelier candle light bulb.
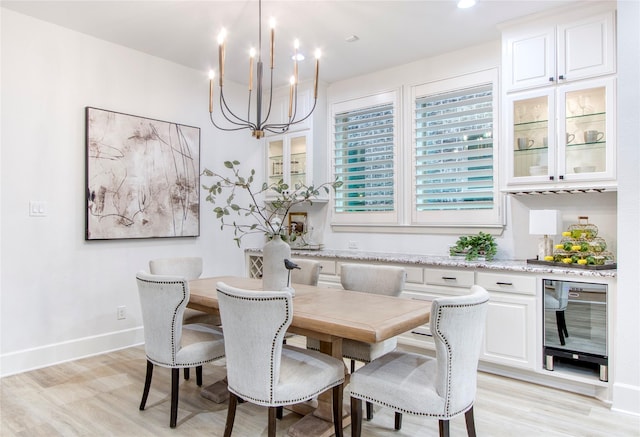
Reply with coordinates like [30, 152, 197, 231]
[217, 29, 226, 86]
[249, 48, 256, 90]
[269, 17, 275, 68]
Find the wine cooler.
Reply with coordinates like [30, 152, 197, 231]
[543, 279, 608, 381]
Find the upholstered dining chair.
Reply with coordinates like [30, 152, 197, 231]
[149, 257, 221, 380]
[349, 285, 489, 437]
[307, 263, 406, 420]
[136, 271, 226, 428]
[290, 258, 323, 286]
[216, 282, 345, 437]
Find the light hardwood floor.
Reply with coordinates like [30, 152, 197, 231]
[1, 341, 638, 437]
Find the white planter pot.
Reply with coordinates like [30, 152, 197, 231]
[262, 235, 291, 291]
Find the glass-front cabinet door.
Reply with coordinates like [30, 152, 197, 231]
[558, 77, 615, 182]
[507, 89, 556, 183]
[506, 77, 615, 187]
[266, 131, 310, 195]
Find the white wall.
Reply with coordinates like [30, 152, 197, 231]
[613, 0, 640, 416]
[0, 9, 261, 375]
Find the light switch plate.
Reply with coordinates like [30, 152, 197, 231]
[29, 200, 47, 217]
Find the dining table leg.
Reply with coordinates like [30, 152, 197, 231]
[287, 337, 351, 437]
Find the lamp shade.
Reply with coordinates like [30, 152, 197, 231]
[529, 210, 561, 236]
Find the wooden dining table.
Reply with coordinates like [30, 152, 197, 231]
[188, 276, 432, 437]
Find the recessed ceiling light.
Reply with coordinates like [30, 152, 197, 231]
[345, 35, 360, 43]
[457, 0, 477, 9]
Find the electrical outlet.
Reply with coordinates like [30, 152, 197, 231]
[348, 240, 359, 249]
[117, 306, 126, 320]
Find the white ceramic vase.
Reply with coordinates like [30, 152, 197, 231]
[262, 235, 291, 291]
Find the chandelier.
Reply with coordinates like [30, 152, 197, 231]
[208, 0, 320, 139]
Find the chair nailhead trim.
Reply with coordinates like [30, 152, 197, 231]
[351, 295, 487, 420]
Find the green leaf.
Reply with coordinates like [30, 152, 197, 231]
[224, 161, 233, 168]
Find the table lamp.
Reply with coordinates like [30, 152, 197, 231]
[529, 210, 561, 260]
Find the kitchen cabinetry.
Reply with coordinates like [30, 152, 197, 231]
[506, 77, 616, 187]
[476, 272, 537, 370]
[245, 250, 616, 398]
[503, 10, 615, 92]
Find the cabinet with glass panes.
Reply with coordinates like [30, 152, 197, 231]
[506, 77, 615, 188]
[266, 131, 311, 197]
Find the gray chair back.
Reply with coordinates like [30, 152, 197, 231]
[340, 263, 406, 296]
[136, 271, 189, 366]
[431, 285, 489, 415]
[149, 257, 203, 280]
[216, 282, 292, 404]
[290, 259, 323, 286]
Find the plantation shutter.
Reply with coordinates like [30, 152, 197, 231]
[334, 102, 395, 213]
[414, 83, 494, 212]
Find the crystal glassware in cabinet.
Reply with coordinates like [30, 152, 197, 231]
[561, 83, 610, 178]
[507, 89, 555, 182]
[267, 138, 284, 183]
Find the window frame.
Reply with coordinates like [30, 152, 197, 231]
[410, 69, 502, 227]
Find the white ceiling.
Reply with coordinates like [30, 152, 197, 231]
[2, 0, 578, 87]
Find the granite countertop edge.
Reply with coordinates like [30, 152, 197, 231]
[245, 248, 617, 278]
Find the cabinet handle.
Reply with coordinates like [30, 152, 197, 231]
[559, 175, 564, 180]
[442, 276, 457, 281]
[549, 176, 554, 180]
[559, 74, 565, 80]
[549, 77, 555, 82]
[496, 281, 513, 286]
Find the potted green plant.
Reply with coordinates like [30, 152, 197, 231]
[449, 232, 497, 261]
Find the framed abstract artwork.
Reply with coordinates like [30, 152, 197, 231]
[85, 107, 200, 240]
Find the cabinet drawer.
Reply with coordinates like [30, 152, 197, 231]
[476, 272, 536, 295]
[424, 268, 475, 288]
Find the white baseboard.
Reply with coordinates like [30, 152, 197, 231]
[0, 327, 144, 378]
[612, 382, 640, 417]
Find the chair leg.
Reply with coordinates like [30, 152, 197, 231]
[350, 397, 362, 437]
[350, 359, 356, 373]
[196, 365, 203, 386]
[366, 401, 374, 420]
[439, 419, 450, 437]
[276, 406, 283, 420]
[555, 311, 566, 345]
[184, 367, 190, 380]
[465, 406, 477, 437]
[139, 360, 154, 410]
[268, 407, 277, 437]
[332, 384, 344, 437]
[559, 310, 569, 337]
[223, 393, 238, 437]
[394, 411, 403, 430]
[170, 368, 179, 428]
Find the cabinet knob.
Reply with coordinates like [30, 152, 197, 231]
[549, 176, 555, 181]
[559, 74, 565, 80]
[549, 77, 555, 82]
[559, 175, 564, 180]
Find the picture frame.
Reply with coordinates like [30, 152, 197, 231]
[288, 211, 307, 237]
[85, 107, 200, 240]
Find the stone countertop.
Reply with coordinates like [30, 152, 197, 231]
[245, 248, 617, 279]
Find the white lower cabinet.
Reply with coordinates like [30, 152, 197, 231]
[476, 272, 537, 369]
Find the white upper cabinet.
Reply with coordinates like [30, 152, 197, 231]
[503, 9, 616, 92]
